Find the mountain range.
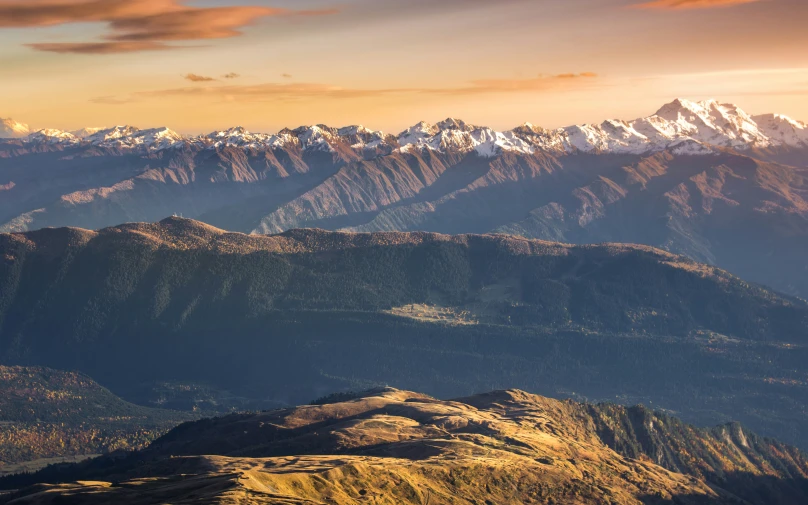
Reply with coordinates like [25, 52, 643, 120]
[2, 388, 807, 505]
[1, 218, 806, 452]
[4, 99, 808, 152]
[1, 99, 807, 298]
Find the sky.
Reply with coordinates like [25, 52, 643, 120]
[1, 0, 807, 134]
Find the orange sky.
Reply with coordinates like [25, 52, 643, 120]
[1, 0, 807, 133]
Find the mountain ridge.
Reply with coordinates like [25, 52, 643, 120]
[2, 387, 807, 504]
[4, 99, 807, 155]
[1, 218, 807, 451]
[1, 99, 807, 301]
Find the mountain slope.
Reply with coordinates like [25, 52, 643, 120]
[0, 366, 196, 474]
[0, 219, 807, 450]
[0, 119, 28, 139]
[1, 100, 807, 298]
[2, 388, 807, 504]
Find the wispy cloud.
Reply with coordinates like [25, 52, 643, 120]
[26, 41, 171, 54]
[223, 73, 240, 79]
[184, 73, 216, 82]
[89, 95, 138, 105]
[0, 0, 337, 54]
[451, 73, 598, 95]
[650, 67, 808, 79]
[126, 72, 600, 103]
[632, 0, 762, 9]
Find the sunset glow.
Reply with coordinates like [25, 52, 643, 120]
[2, 0, 807, 133]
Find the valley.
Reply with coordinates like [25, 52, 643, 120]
[0, 219, 806, 452]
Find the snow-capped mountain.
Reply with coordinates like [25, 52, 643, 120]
[2, 98, 808, 302]
[505, 98, 807, 155]
[205, 126, 289, 150]
[7, 99, 808, 156]
[71, 127, 106, 139]
[84, 126, 183, 149]
[0, 118, 30, 139]
[752, 113, 808, 147]
[27, 129, 78, 144]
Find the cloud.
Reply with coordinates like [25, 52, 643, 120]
[184, 73, 216, 82]
[137, 82, 393, 101]
[441, 73, 599, 95]
[223, 73, 240, 79]
[0, 0, 337, 54]
[89, 95, 138, 105]
[631, 0, 761, 9]
[282, 73, 293, 79]
[134, 72, 600, 102]
[26, 41, 171, 54]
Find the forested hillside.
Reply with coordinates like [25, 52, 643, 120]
[0, 366, 195, 474]
[0, 218, 806, 450]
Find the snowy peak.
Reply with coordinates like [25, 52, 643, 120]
[398, 121, 439, 144]
[18, 125, 184, 150]
[83, 125, 185, 150]
[71, 127, 106, 139]
[654, 98, 715, 118]
[204, 127, 293, 150]
[502, 99, 805, 156]
[337, 125, 389, 150]
[512, 122, 547, 136]
[1, 118, 30, 139]
[649, 98, 768, 148]
[130, 127, 184, 149]
[291, 125, 338, 153]
[337, 125, 370, 137]
[393, 99, 799, 158]
[27, 129, 79, 144]
[752, 113, 808, 148]
[86, 125, 141, 145]
[210, 126, 250, 138]
[397, 119, 536, 157]
[435, 118, 475, 132]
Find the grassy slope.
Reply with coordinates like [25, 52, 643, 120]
[1, 388, 807, 504]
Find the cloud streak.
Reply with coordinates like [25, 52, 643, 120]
[0, 0, 336, 54]
[631, 0, 762, 9]
[122, 73, 599, 103]
[452, 73, 598, 95]
[89, 95, 138, 105]
[184, 73, 215, 82]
